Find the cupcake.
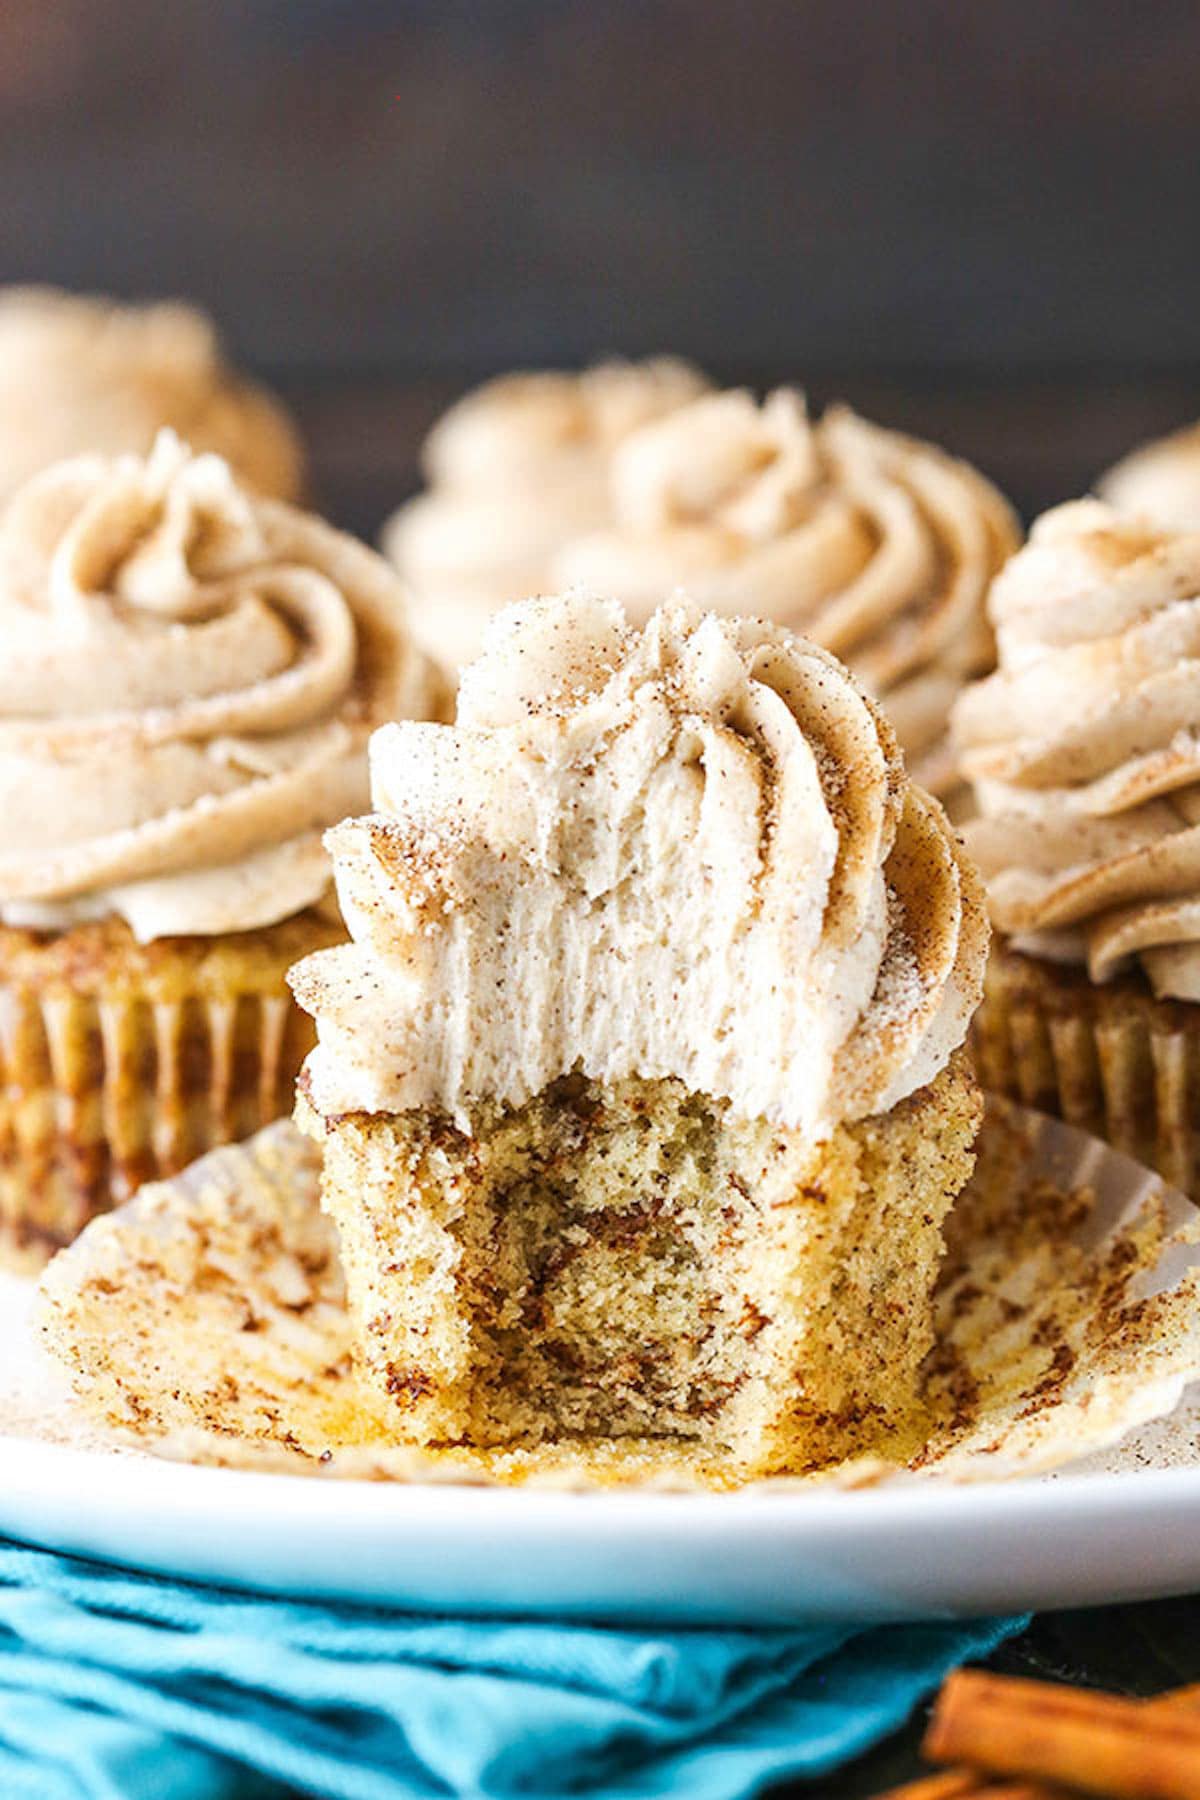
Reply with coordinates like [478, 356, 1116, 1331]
[0, 287, 303, 505]
[1099, 420, 1200, 531]
[382, 357, 709, 667]
[291, 594, 987, 1478]
[0, 431, 443, 1263]
[552, 389, 1020, 802]
[955, 499, 1200, 1194]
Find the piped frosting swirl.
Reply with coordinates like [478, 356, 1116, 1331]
[955, 499, 1200, 999]
[291, 594, 987, 1138]
[0, 286, 303, 503]
[382, 358, 709, 666]
[0, 433, 443, 941]
[553, 389, 1020, 796]
[1100, 421, 1200, 532]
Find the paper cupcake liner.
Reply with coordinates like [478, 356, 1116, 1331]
[971, 944, 1200, 1199]
[32, 1098, 1200, 1489]
[0, 913, 339, 1265]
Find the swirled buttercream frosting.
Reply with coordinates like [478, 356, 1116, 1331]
[1099, 421, 1200, 531]
[0, 286, 303, 503]
[382, 358, 709, 666]
[955, 499, 1200, 999]
[0, 432, 443, 941]
[552, 389, 1020, 796]
[291, 594, 987, 1138]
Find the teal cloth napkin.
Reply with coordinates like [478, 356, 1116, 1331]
[0, 1543, 1024, 1799]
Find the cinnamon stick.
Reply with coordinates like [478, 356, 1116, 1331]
[875, 1677, 1200, 1800]
[873, 1760, 1059, 1797]
[922, 1670, 1200, 1799]
[873, 1771, 1048, 1799]
[872, 1773, 984, 1800]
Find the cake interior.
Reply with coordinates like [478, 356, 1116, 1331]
[309, 1054, 981, 1476]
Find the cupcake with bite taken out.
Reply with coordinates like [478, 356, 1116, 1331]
[956, 499, 1200, 1195]
[291, 592, 987, 1478]
[0, 431, 443, 1263]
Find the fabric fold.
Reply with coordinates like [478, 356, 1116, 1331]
[0, 1543, 1023, 1799]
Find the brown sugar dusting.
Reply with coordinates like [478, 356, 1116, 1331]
[904, 1098, 1200, 1482]
[915, 1341, 981, 1447]
[363, 814, 467, 909]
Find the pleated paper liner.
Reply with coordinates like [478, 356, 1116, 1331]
[0, 909, 343, 1269]
[972, 943, 1200, 1200]
[34, 1095, 1200, 1491]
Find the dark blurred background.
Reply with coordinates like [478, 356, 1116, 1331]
[2, 0, 1198, 529]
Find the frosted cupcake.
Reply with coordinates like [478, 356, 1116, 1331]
[0, 432, 443, 1261]
[955, 500, 1200, 1193]
[553, 389, 1020, 800]
[382, 358, 709, 666]
[1100, 421, 1200, 531]
[0, 287, 303, 505]
[291, 595, 987, 1478]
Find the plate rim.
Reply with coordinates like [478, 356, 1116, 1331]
[5, 1425, 1200, 1525]
[5, 1430, 1200, 1624]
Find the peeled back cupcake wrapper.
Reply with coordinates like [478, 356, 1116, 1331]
[32, 1096, 1200, 1491]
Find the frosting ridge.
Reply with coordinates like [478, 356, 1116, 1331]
[552, 389, 1020, 796]
[0, 433, 442, 940]
[382, 359, 709, 666]
[1100, 422, 1200, 531]
[0, 286, 303, 502]
[955, 499, 1200, 998]
[292, 594, 987, 1137]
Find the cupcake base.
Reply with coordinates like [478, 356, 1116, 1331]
[971, 943, 1200, 1197]
[297, 1052, 982, 1479]
[0, 910, 343, 1267]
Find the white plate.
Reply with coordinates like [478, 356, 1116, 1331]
[7, 1092, 1200, 1627]
[3, 1422, 1200, 1625]
[3, 1265, 1200, 1625]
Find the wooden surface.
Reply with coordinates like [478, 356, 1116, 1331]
[5, 1, 1200, 376]
[823, 1597, 1200, 1797]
